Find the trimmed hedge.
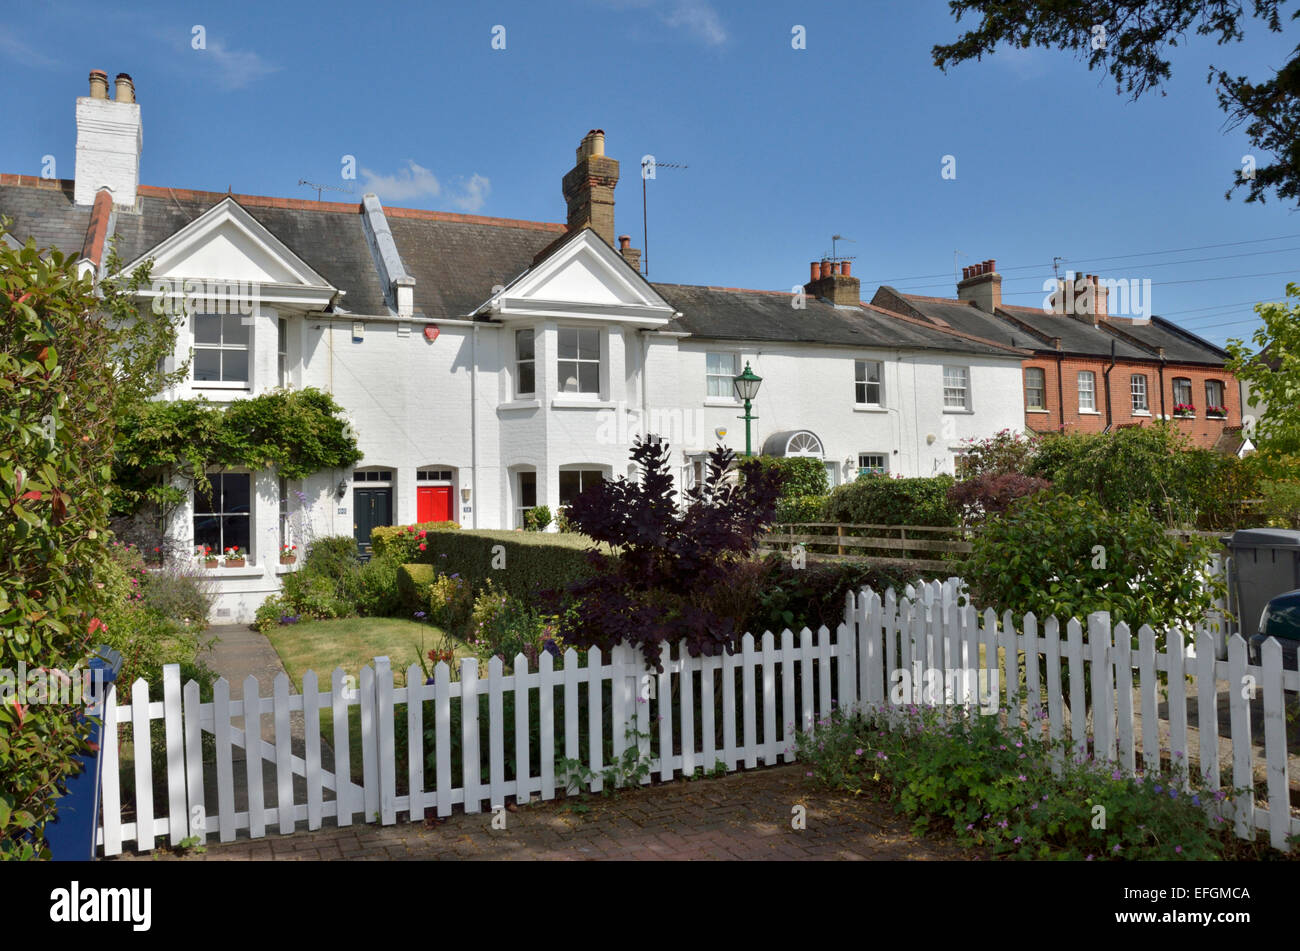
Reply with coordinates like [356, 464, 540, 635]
[774, 494, 828, 524]
[741, 456, 829, 497]
[823, 474, 960, 527]
[370, 520, 460, 560]
[404, 529, 602, 601]
[396, 563, 437, 611]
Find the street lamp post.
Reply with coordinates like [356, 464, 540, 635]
[733, 362, 763, 457]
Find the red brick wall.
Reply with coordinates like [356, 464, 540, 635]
[1021, 357, 1240, 449]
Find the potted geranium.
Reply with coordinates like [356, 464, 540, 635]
[280, 543, 298, 565]
[223, 546, 246, 568]
[199, 545, 219, 569]
[1173, 402, 1196, 418]
[1206, 404, 1227, 419]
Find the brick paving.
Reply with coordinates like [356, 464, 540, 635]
[112, 764, 981, 861]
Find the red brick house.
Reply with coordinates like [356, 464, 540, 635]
[872, 261, 1245, 451]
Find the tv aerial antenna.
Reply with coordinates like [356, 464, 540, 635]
[1053, 256, 1068, 284]
[826, 234, 857, 262]
[298, 179, 354, 202]
[640, 158, 687, 278]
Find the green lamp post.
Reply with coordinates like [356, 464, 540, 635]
[733, 361, 763, 457]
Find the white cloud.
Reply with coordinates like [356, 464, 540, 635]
[447, 174, 491, 213]
[662, 0, 726, 46]
[205, 39, 281, 90]
[0, 32, 55, 68]
[360, 162, 491, 211]
[596, 0, 728, 46]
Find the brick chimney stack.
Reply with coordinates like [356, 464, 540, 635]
[804, 258, 860, 306]
[618, 234, 642, 272]
[957, 258, 1001, 312]
[562, 129, 620, 246]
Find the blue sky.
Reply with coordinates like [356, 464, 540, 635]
[3, 0, 1296, 347]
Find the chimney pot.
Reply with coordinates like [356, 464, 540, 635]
[840, 260, 851, 277]
[819, 260, 832, 280]
[618, 234, 630, 250]
[88, 70, 109, 99]
[810, 262, 820, 283]
[114, 72, 135, 103]
[987, 259, 996, 273]
[832, 262, 841, 276]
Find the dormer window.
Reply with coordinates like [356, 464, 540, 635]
[193, 313, 249, 385]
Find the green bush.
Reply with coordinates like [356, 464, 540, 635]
[408, 529, 599, 600]
[428, 572, 474, 631]
[797, 706, 1242, 860]
[962, 490, 1223, 641]
[304, 535, 360, 576]
[370, 520, 460, 560]
[747, 555, 912, 633]
[139, 560, 214, 626]
[397, 564, 436, 611]
[1027, 424, 1259, 529]
[523, 505, 553, 532]
[355, 553, 403, 617]
[280, 569, 354, 620]
[823, 474, 959, 526]
[740, 456, 829, 497]
[774, 494, 827, 524]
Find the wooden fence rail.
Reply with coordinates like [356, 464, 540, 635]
[98, 578, 1297, 855]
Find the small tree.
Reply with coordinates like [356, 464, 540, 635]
[1227, 283, 1300, 459]
[552, 437, 782, 671]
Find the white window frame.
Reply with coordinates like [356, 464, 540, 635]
[515, 469, 537, 528]
[942, 366, 970, 410]
[1205, 379, 1225, 415]
[858, 453, 888, 476]
[1025, 367, 1046, 410]
[1172, 377, 1194, 412]
[855, 359, 883, 407]
[277, 317, 288, 386]
[1131, 374, 1149, 413]
[194, 469, 253, 560]
[192, 312, 251, 388]
[706, 351, 740, 400]
[1078, 370, 1096, 412]
[556, 326, 601, 396]
[515, 329, 535, 398]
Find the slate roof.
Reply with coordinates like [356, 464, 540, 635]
[653, 284, 1022, 357]
[877, 285, 1227, 366]
[996, 304, 1153, 360]
[114, 187, 391, 315]
[0, 179, 93, 261]
[387, 211, 564, 319]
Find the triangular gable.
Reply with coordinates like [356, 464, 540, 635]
[476, 228, 676, 325]
[120, 197, 337, 309]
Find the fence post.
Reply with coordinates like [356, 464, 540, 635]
[837, 524, 844, 556]
[1087, 613, 1115, 765]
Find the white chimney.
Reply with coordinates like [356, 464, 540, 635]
[74, 70, 142, 206]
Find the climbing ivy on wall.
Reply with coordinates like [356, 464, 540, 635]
[111, 386, 362, 524]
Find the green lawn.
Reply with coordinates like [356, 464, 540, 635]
[265, 616, 474, 689]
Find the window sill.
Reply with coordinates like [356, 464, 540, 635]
[498, 398, 540, 412]
[1079, 409, 1100, 415]
[1026, 408, 1050, 414]
[942, 408, 973, 414]
[704, 397, 741, 408]
[193, 382, 251, 391]
[1132, 410, 1152, 417]
[275, 562, 300, 576]
[196, 564, 264, 578]
[551, 397, 614, 410]
[853, 405, 887, 413]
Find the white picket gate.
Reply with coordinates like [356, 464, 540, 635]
[97, 580, 1300, 855]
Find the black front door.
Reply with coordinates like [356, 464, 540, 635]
[353, 487, 392, 557]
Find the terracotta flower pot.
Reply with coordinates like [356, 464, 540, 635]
[224, 558, 246, 568]
[280, 555, 296, 565]
[204, 559, 219, 569]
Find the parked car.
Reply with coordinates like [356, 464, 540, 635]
[1248, 588, 1300, 669]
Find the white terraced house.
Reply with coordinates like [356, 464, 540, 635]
[0, 70, 1029, 621]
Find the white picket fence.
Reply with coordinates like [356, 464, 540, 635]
[97, 579, 1299, 856]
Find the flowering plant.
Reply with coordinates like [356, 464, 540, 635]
[280, 543, 297, 555]
[222, 546, 246, 562]
[1206, 405, 1227, 417]
[1172, 402, 1196, 415]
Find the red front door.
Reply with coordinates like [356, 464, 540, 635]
[417, 485, 453, 523]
